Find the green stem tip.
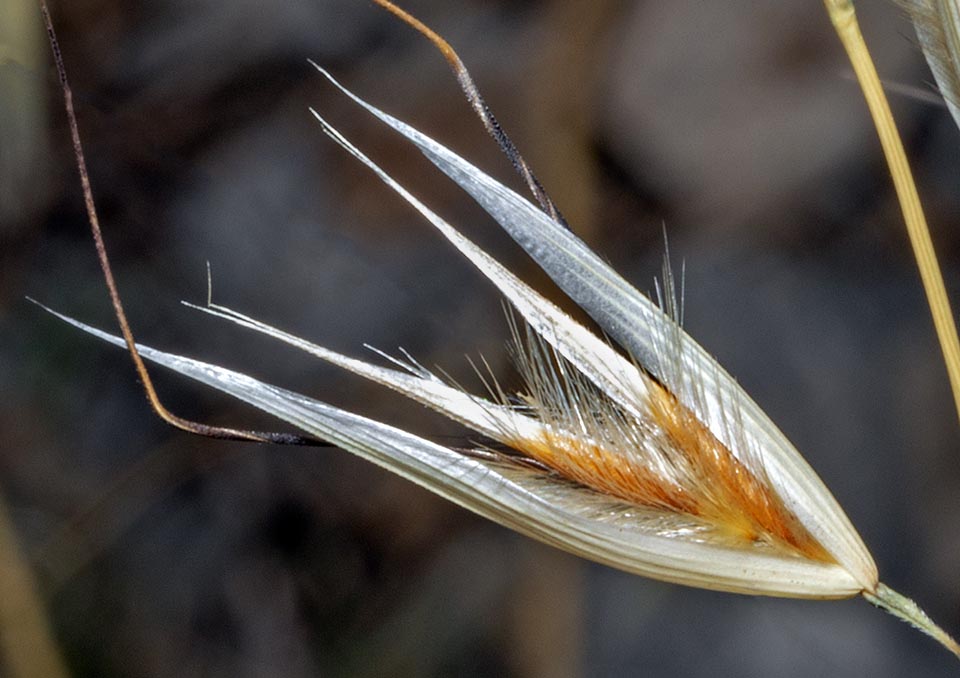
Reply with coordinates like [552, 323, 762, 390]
[864, 583, 960, 660]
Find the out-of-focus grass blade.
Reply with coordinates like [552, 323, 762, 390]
[899, 0, 960, 130]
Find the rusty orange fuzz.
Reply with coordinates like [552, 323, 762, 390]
[499, 335, 832, 563]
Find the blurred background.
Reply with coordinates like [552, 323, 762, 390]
[2, 0, 960, 676]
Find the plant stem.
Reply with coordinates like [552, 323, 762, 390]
[822, 0, 960, 427]
[865, 583, 960, 659]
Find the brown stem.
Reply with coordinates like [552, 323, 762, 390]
[370, 0, 569, 230]
[39, 0, 320, 447]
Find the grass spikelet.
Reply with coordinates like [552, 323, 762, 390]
[33, 0, 960, 668]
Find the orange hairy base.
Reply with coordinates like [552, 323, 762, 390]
[502, 377, 833, 562]
[645, 382, 832, 560]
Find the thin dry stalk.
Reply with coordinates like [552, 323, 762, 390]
[823, 0, 960, 429]
[39, 0, 318, 449]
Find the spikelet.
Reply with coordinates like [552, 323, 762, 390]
[36, 49, 960, 651]
[36, 58, 868, 587]
[36, 3, 960, 661]
[898, 0, 960, 129]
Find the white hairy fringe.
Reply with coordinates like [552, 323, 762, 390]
[40, 72, 883, 599]
[899, 0, 960, 129]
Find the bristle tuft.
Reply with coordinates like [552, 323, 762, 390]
[496, 320, 833, 561]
